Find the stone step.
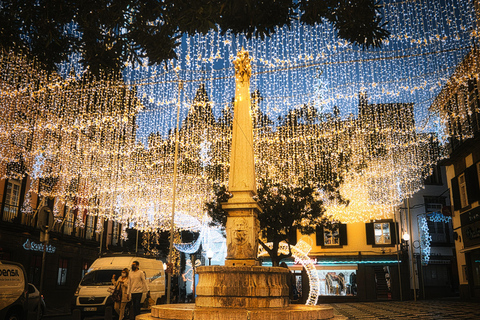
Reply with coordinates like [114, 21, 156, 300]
[135, 304, 343, 320]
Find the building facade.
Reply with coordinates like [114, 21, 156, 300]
[283, 96, 456, 303]
[430, 48, 480, 300]
[0, 176, 127, 310]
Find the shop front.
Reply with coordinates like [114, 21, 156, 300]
[288, 255, 409, 303]
[0, 226, 99, 310]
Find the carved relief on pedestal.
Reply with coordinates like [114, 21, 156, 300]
[227, 217, 254, 259]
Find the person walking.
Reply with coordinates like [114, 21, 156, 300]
[127, 260, 149, 318]
[280, 262, 297, 302]
[112, 268, 130, 320]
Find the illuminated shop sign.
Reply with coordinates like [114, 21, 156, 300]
[23, 239, 56, 254]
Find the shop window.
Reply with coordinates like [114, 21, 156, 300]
[459, 173, 468, 208]
[318, 269, 357, 296]
[316, 224, 347, 247]
[57, 258, 68, 286]
[471, 252, 480, 287]
[366, 221, 398, 246]
[2, 179, 21, 222]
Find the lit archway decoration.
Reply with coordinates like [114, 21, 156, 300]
[258, 240, 320, 306]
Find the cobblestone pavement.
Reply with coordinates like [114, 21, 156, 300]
[331, 300, 480, 320]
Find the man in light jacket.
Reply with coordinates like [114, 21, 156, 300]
[127, 260, 149, 318]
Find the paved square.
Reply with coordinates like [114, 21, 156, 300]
[330, 299, 480, 319]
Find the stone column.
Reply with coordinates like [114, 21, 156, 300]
[222, 49, 262, 267]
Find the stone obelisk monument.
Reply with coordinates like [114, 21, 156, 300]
[193, 49, 289, 311]
[141, 49, 335, 320]
[222, 49, 261, 267]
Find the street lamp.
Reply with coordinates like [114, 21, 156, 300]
[401, 232, 410, 252]
[206, 249, 214, 266]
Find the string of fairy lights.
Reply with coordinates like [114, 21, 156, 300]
[0, 0, 478, 230]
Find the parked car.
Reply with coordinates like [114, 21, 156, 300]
[27, 284, 45, 319]
[72, 255, 165, 320]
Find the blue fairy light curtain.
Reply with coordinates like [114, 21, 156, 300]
[0, 0, 477, 229]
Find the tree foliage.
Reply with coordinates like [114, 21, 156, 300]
[206, 178, 327, 266]
[0, 0, 389, 74]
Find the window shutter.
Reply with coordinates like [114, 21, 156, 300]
[366, 223, 375, 245]
[339, 224, 348, 246]
[288, 227, 297, 245]
[466, 164, 480, 204]
[316, 226, 324, 246]
[451, 176, 461, 211]
[390, 222, 399, 245]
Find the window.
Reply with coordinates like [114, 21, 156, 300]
[85, 215, 95, 240]
[57, 258, 68, 286]
[316, 224, 347, 247]
[459, 173, 468, 208]
[2, 179, 21, 222]
[428, 221, 447, 243]
[374, 223, 391, 245]
[424, 165, 443, 185]
[111, 221, 119, 246]
[63, 209, 74, 236]
[425, 203, 443, 212]
[324, 226, 340, 246]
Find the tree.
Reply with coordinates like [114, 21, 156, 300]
[206, 178, 327, 266]
[0, 0, 390, 74]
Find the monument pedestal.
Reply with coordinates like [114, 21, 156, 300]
[195, 266, 289, 308]
[137, 266, 339, 320]
[139, 304, 339, 320]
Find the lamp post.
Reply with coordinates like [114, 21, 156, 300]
[401, 232, 410, 251]
[206, 249, 214, 266]
[406, 198, 417, 301]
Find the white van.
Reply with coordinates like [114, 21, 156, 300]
[72, 255, 165, 320]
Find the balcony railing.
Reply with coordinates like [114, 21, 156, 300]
[2, 204, 19, 222]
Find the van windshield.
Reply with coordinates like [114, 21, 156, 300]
[81, 270, 123, 286]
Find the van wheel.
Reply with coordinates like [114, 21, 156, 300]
[6, 310, 21, 320]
